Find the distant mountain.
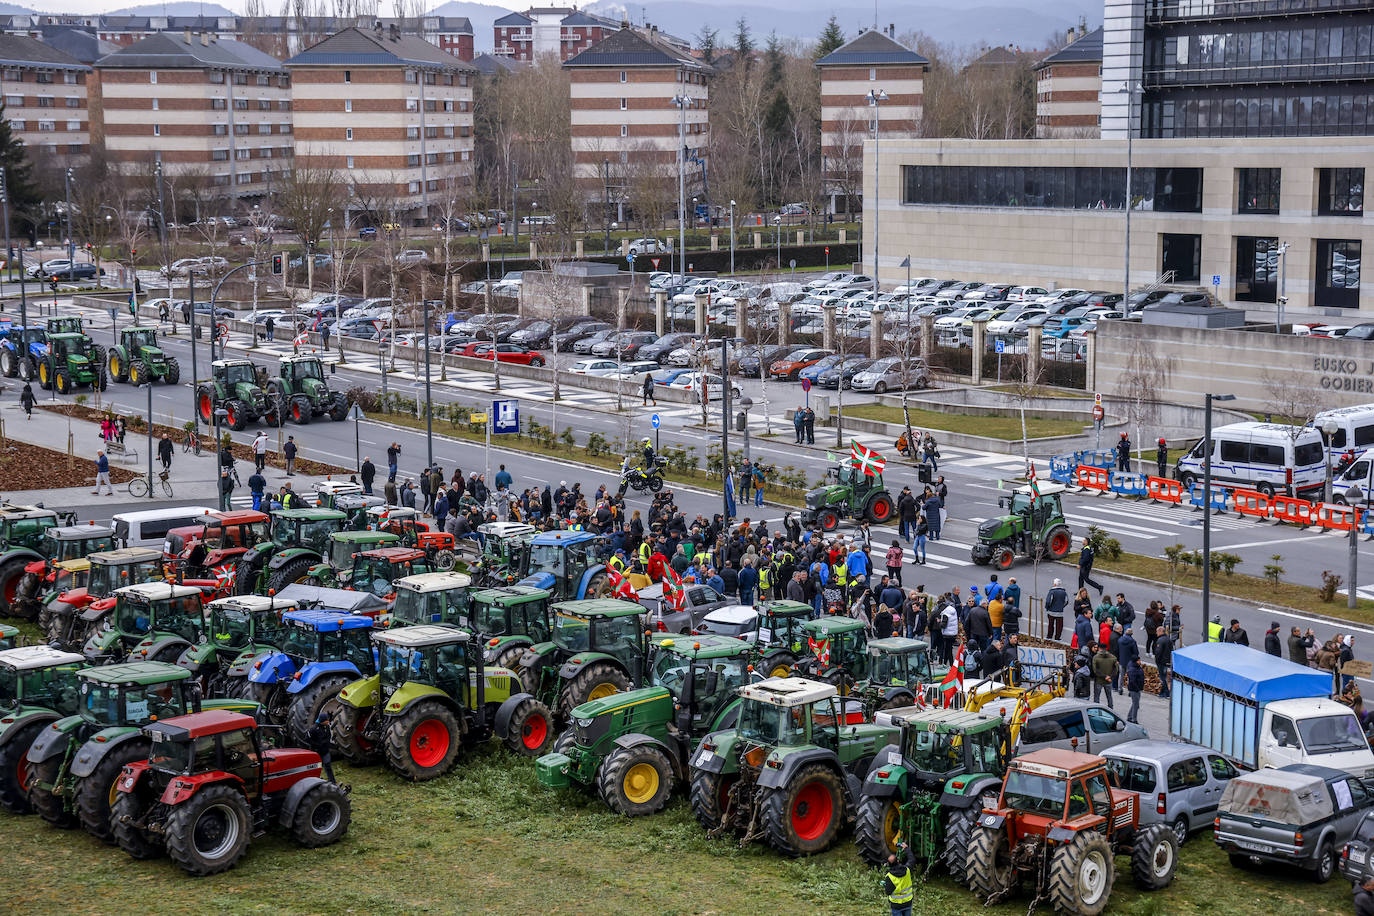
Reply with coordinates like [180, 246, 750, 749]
[0, 3, 34, 13]
[105, 2, 235, 15]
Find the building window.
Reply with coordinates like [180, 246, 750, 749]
[620, 124, 628, 137]
[151, 98, 159, 110]
[346, 156, 354, 168]
[8, 120, 20, 130]
[258, 123, 271, 134]
[233, 73, 247, 86]
[407, 126, 419, 139]
[261, 147, 272, 158]
[344, 99, 352, 112]
[1235, 236, 1279, 303]
[901, 165, 1203, 212]
[150, 71, 157, 84]
[619, 70, 626, 82]
[34, 71, 51, 84]
[212, 148, 228, 161]
[36, 96, 52, 108]
[1, 69, 19, 81]
[234, 123, 248, 135]
[405, 70, 417, 83]
[620, 97, 627, 110]
[65, 119, 78, 131]
[1161, 233, 1202, 283]
[211, 98, 226, 110]
[1318, 167, 1364, 216]
[869, 67, 876, 80]
[408, 181, 420, 193]
[1237, 167, 1280, 214]
[65, 96, 78, 108]
[407, 154, 420, 167]
[344, 70, 351, 83]
[152, 124, 159, 136]
[234, 98, 248, 110]
[213, 124, 227, 135]
[461, 149, 470, 161]
[4, 95, 19, 107]
[257, 74, 270, 86]
[236, 148, 249, 160]
[345, 128, 353, 140]
[1316, 239, 1362, 309]
[280, 122, 291, 134]
[63, 72, 77, 85]
[406, 98, 418, 112]
[257, 99, 270, 111]
[279, 100, 290, 111]
[209, 71, 224, 84]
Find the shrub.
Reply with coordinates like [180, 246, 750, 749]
[1215, 552, 1241, 576]
[1320, 570, 1343, 603]
[1264, 555, 1284, 587]
[1086, 525, 1122, 561]
[346, 386, 380, 413]
[585, 432, 609, 457]
[559, 428, 576, 450]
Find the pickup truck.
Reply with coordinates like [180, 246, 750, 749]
[1171, 642, 1374, 778]
[1215, 763, 1374, 882]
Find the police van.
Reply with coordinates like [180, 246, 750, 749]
[1312, 404, 1374, 461]
[1333, 449, 1374, 505]
[1174, 422, 1325, 498]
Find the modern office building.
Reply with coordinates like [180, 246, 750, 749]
[1034, 26, 1102, 138]
[0, 34, 91, 161]
[870, 0, 1374, 316]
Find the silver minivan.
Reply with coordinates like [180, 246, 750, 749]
[1017, 697, 1148, 755]
[1104, 739, 1240, 845]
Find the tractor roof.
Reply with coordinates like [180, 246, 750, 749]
[207, 594, 299, 615]
[374, 624, 470, 648]
[273, 508, 347, 521]
[702, 604, 758, 625]
[212, 359, 255, 368]
[477, 522, 536, 538]
[331, 530, 399, 545]
[48, 523, 117, 539]
[803, 616, 866, 635]
[49, 332, 86, 342]
[1012, 747, 1106, 778]
[80, 660, 191, 686]
[0, 507, 58, 521]
[360, 546, 428, 562]
[761, 600, 814, 619]
[282, 609, 373, 631]
[89, 546, 163, 565]
[0, 645, 85, 671]
[1014, 482, 1067, 497]
[145, 709, 257, 741]
[653, 634, 749, 660]
[471, 585, 551, 605]
[888, 707, 1004, 733]
[867, 637, 929, 656]
[53, 559, 91, 573]
[553, 598, 644, 619]
[213, 510, 270, 524]
[394, 571, 472, 594]
[313, 480, 363, 497]
[115, 581, 203, 601]
[739, 676, 836, 707]
[530, 530, 602, 547]
[275, 584, 388, 615]
[282, 353, 321, 363]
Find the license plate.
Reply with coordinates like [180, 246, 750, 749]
[1234, 840, 1270, 853]
[1353, 850, 1368, 865]
[886, 750, 902, 766]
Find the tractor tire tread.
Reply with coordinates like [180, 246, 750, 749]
[688, 770, 730, 832]
[383, 701, 463, 782]
[1048, 830, 1115, 916]
[853, 793, 898, 867]
[111, 790, 163, 859]
[164, 783, 251, 876]
[285, 675, 351, 747]
[76, 739, 150, 843]
[558, 661, 631, 719]
[289, 781, 351, 848]
[760, 762, 844, 857]
[597, 743, 674, 817]
[0, 723, 42, 814]
[501, 696, 555, 758]
[28, 756, 78, 828]
[967, 825, 1015, 902]
[331, 701, 381, 765]
[1130, 823, 1179, 891]
[944, 804, 983, 885]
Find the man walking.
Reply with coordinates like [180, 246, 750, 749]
[92, 449, 113, 495]
[387, 441, 401, 482]
[264, 314, 276, 342]
[157, 433, 174, 473]
[897, 486, 917, 542]
[320, 321, 331, 352]
[248, 468, 266, 511]
[283, 435, 297, 476]
[1116, 432, 1131, 472]
[1153, 626, 1174, 698]
[642, 372, 656, 406]
[1090, 643, 1118, 708]
[252, 430, 268, 473]
[1125, 658, 1144, 724]
[360, 457, 376, 495]
[1077, 538, 1103, 596]
[1044, 578, 1068, 641]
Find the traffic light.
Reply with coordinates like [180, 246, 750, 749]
[271, 252, 283, 275]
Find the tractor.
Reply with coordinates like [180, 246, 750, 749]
[175, 594, 297, 697]
[42, 546, 166, 650]
[305, 531, 399, 587]
[853, 637, 949, 713]
[471, 585, 553, 668]
[39, 332, 107, 393]
[107, 326, 180, 386]
[83, 582, 207, 665]
[345, 547, 434, 602]
[238, 609, 376, 744]
[515, 530, 613, 600]
[971, 482, 1074, 570]
[0, 505, 77, 616]
[0, 645, 86, 814]
[196, 358, 280, 430]
[703, 599, 815, 679]
[46, 316, 84, 335]
[853, 708, 1011, 880]
[536, 634, 751, 816]
[112, 710, 350, 875]
[267, 354, 350, 424]
[330, 625, 549, 779]
[24, 660, 255, 841]
[363, 506, 461, 571]
[231, 507, 347, 596]
[792, 616, 873, 693]
[689, 676, 899, 857]
[164, 509, 272, 582]
[965, 748, 1179, 916]
[0, 325, 48, 380]
[471, 522, 537, 586]
[386, 571, 472, 629]
[800, 464, 896, 532]
[12, 522, 117, 620]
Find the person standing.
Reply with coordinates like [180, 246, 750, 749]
[387, 441, 401, 482]
[912, 511, 928, 565]
[1156, 438, 1168, 479]
[1090, 644, 1118, 708]
[803, 406, 816, 444]
[308, 712, 336, 782]
[1044, 578, 1068, 641]
[219, 467, 235, 511]
[1223, 618, 1249, 646]
[264, 314, 276, 342]
[1078, 538, 1103, 596]
[248, 468, 266, 511]
[882, 852, 914, 916]
[738, 558, 757, 605]
[92, 449, 113, 495]
[966, 600, 992, 653]
[1288, 627, 1315, 667]
[938, 597, 959, 666]
[19, 382, 35, 419]
[642, 371, 656, 406]
[495, 464, 513, 491]
[737, 459, 752, 504]
[923, 491, 943, 541]
[1153, 626, 1174, 698]
[1116, 432, 1131, 472]
[158, 433, 173, 473]
[252, 430, 268, 473]
[320, 321, 331, 352]
[897, 486, 917, 542]
[283, 435, 298, 476]
[1264, 622, 1282, 657]
[1125, 658, 1145, 724]
[360, 457, 376, 495]
[1116, 625, 1139, 695]
[885, 540, 903, 587]
[793, 406, 805, 444]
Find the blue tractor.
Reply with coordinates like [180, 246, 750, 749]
[0, 325, 49, 380]
[516, 530, 612, 600]
[235, 608, 376, 744]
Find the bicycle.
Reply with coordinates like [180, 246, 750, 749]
[182, 429, 202, 456]
[128, 469, 174, 499]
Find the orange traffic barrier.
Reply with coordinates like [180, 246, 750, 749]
[1076, 465, 1110, 492]
[1232, 489, 1273, 520]
[1316, 502, 1356, 532]
[1146, 476, 1184, 504]
[1270, 496, 1316, 527]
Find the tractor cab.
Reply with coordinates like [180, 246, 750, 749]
[43, 524, 117, 563]
[374, 625, 475, 709]
[283, 354, 326, 382]
[44, 547, 165, 650]
[865, 637, 939, 694]
[277, 609, 376, 670]
[731, 676, 867, 758]
[796, 616, 871, 685]
[270, 508, 347, 554]
[389, 571, 472, 628]
[551, 599, 646, 675]
[473, 522, 536, 584]
[889, 707, 1008, 780]
[350, 547, 432, 600]
[471, 586, 553, 666]
[77, 661, 199, 729]
[48, 332, 92, 364]
[217, 359, 259, 389]
[86, 582, 204, 663]
[311, 530, 401, 587]
[120, 327, 157, 352]
[0, 645, 85, 711]
[312, 479, 364, 509]
[204, 594, 296, 657]
[648, 634, 750, 731]
[46, 316, 83, 336]
[86, 547, 164, 600]
[0, 506, 64, 552]
[365, 505, 428, 538]
[517, 531, 612, 599]
[18, 326, 47, 351]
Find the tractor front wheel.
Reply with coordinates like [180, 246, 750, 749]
[967, 825, 1017, 902]
[331, 703, 381, 765]
[111, 790, 162, 859]
[225, 399, 248, 431]
[28, 757, 78, 828]
[0, 558, 33, 616]
[197, 388, 214, 424]
[0, 723, 43, 814]
[127, 358, 148, 387]
[164, 356, 181, 385]
[993, 547, 1015, 571]
[54, 368, 71, 395]
[502, 697, 555, 757]
[0, 348, 14, 377]
[853, 794, 901, 867]
[760, 651, 797, 679]
[164, 783, 252, 876]
[37, 359, 50, 390]
[761, 762, 844, 857]
[599, 743, 673, 817]
[328, 394, 350, 422]
[582, 570, 610, 598]
[817, 509, 840, 532]
[688, 770, 736, 832]
[384, 701, 462, 781]
[1048, 830, 1115, 916]
[1130, 823, 1179, 890]
[268, 556, 316, 597]
[285, 675, 351, 746]
[559, 661, 631, 715]
[17, 356, 35, 381]
[1046, 525, 1073, 560]
[77, 738, 150, 843]
[290, 395, 313, 425]
[108, 349, 126, 382]
[289, 781, 351, 848]
[866, 492, 896, 524]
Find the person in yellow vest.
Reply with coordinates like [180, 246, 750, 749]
[1208, 615, 1223, 643]
[832, 558, 850, 605]
[883, 851, 914, 916]
[609, 550, 627, 574]
[757, 563, 773, 599]
[636, 540, 651, 572]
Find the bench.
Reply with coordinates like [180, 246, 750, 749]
[104, 439, 138, 464]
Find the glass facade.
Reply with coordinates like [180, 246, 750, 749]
[1316, 238, 1362, 307]
[1237, 167, 1281, 212]
[1318, 166, 1365, 213]
[1235, 235, 1280, 302]
[901, 165, 1203, 212]
[1162, 233, 1203, 281]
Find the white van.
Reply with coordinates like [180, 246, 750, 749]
[1334, 449, 1374, 504]
[1313, 404, 1374, 459]
[112, 506, 214, 549]
[1174, 422, 1325, 498]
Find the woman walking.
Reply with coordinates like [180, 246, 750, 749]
[19, 382, 35, 419]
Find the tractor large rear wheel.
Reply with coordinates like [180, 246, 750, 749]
[232, 560, 261, 597]
[1048, 830, 1115, 916]
[598, 743, 674, 817]
[17, 356, 35, 381]
[853, 794, 901, 867]
[289, 781, 351, 848]
[331, 703, 381, 765]
[164, 357, 181, 386]
[268, 556, 316, 596]
[944, 801, 991, 885]
[501, 697, 554, 757]
[490, 644, 526, 672]
[285, 675, 350, 746]
[77, 738, 150, 843]
[968, 825, 1017, 902]
[866, 492, 896, 525]
[197, 387, 215, 424]
[1130, 824, 1178, 890]
[0, 348, 14, 377]
[107, 349, 127, 382]
[582, 570, 609, 598]
[28, 757, 78, 828]
[688, 769, 736, 832]
[0, 723, 43, 813]
[111, 790, 162, 859]
[759, 651, 797, 680]
[164, 783, 251, 876]
[559, 661, 631, 716]
[384, 701, 462, 781]
[1045, 525, 1073, 560]
[328, 394, 350, 422]
[761, 762, 844, 857]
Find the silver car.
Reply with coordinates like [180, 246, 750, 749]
[1017, 697, 1149, 755]
[850, 356, 930, 393]
[1104, 739, 1239, 845]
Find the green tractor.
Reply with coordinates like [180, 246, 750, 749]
[853, 708, 1010, 881]
[83, 582, 206, 665]
[536, 633, 751, 816]
[386, 571, 473, 629]
[232, 507, 347, 595]
[41, 546, 166, 650]
[45, 316, 84, 336]
[196, 358, 281, 430]
[330, 624, 551, 780]
[39, 332, 107, 394]
[471, 586, 553, 668]
[970, 482, 1074, 570]
[799, 464, 896, 532]
[107, 326, 181, 386]
[24, 659, 254, 841]
[306, 530, 401, 587]
[0, 645, 86, 814]
[11, 521, 117, 620]
[793, 621, 948, 708]
[267, 354, 350, 425]
[471, 522, 537, 586]
[175, 594, 296, 697]
[689, 676, 899, 857]
[0, 505, 72, 614]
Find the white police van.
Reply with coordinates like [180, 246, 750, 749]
[1174, 422, 1325, 498]
[1334, 449, 1374, 505]
[1313, 404, 1374, 461]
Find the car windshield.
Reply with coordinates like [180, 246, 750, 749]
[281, 623, 321, 661]
[1003, 769, 1067, 815]
[903, 727, 964, 775]
[114, 594, 153, 636]
[148, 734, 196, 773]
[1297, 715, 1371, 754]
[552, 611, 590, 652]
[1106, 758, 1157, 793]
[738, 700, 806, 748]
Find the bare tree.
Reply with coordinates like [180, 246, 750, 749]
[276, 164, 346, 291]
[1263, 368, 1326, 460]
[1006, 352, 1050, 473]
[1114, 342, 1174, 470]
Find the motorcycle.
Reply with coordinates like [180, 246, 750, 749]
[619, 456, 667, 494]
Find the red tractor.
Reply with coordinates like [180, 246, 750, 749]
[965, 748, 1178, 916]
[112, 709, 351, 876]
[163, 509, 271, 581]
[365, 506, 459, 571]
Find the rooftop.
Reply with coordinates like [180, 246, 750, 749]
[96, 33, 286, 73]
[284, 26, 475, 72]
[652, 634, 750, 659]
[0, 33, 90, 71]
[282, 608, 374, 631]
[145, 708, 257, 741]
[563, 26, 706, 72]
[1035, 27, 1104, 70]
[815, 29, 929, 69]
[206, 594, 298, 614]
[116, 581, 202, 600]
[375, 624, 471, 647]
[80, 660, 191, 685]
[739, 676, 836, 708]
[0, 645, 85, 671]
[393, 571, 473, 594]
[553, 598, 645, 618]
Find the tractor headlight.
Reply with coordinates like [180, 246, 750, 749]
[576, 717, 593, 729]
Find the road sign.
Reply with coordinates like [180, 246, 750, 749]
[1092, 404, 1105, 421]
[650, 257, 661, 270]
[651, 413, 660, 429]
[215, 323, 228, 341]
[995, 339, 1005, 354]
[493, 398, 519, 434]
[1093, 392, 1102, 405]
[346, 404, 365, 422]
[800, 378, 812, 392]
[789, 259, 797, 269]
[1211, 274, 1221, 287]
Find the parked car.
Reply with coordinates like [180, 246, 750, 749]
[572, 329, 618, 354]
[817, 356, 876, 389]
[611, 359, 661, 380]
[162, 257, 205, 277]
[1016, 697, 1149, 755]
[849, 356, 930, 393]
[547, 318, 609, 350]
[357, 227, 377, 240]
[569, 358, 622, 377]
[639, 332, 700, 365]
[805, 271, 851, 291]
[493, 317, 542, 343]
[591, 331, 657, 359]
[1344, 324, 1374, 341]
[459, 342, 545, 366]
[735, 344, 792, 378]
[797, 353, 849, 384]
[289, 253, 333, 270]
[29, 258, 75, 277]
[668, 371, 741, 401]
[626, 238, 666, 257]
[935, 281, 985, 301]
[1340, 809, 1374, 885]
[46, 263, 101, 281]
[1035, 287, 1090, 307]
[1104, 739, 1239, 845]
[768, 347, 832, 380]
[396, 249, 430, 266]
[638, 581, 730, 634]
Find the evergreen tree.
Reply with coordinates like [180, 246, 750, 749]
[695, 25, 718, 65]
[733, 17, 753, 67]
[764, 32, 785, 85]
[815, 16, 845, 58]
[0, 101, 38, 237]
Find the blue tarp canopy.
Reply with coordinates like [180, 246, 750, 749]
[1173, 642, 1331, 703]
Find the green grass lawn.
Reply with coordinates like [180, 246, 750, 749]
[844, 403, 1086, 440]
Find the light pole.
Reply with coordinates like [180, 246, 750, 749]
[1349, 484, 1366, 611]
[141, 380, 154, 499]
[1202, 392, 1235, 637]
[728, 199, 736, 276]
[1276, 241, 1290, 332]
[773, 215, 781, 271]
[1117, 82, 1142, 303]
[866, 88, 887, 303]
[63, 166, 74, 263]
[603, 157, 611, 253]
[421, 297, 433, 469]
[671, 92, 690, 281]
[1322, 417, 1339, 503]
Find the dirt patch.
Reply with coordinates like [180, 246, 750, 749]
[0, 436, 139, 489]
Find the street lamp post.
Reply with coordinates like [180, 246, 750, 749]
[1322, 417, 1339, 503]
[63, 167, 74, 263]
[1202, 392, 1235, 638]
[1277, 242, 1290, 332]
[422, 297, 433, 469]
[1349, 485, 1367, 611]
[1118, 82, 1142, 303]
[603, 157, 611, 253]
[773, 215, 781, 271]
[866, 88, 887, 304]
[142, 380, 154, 499]
[728, 200, 736, 276]
[671, 93, 690, 281]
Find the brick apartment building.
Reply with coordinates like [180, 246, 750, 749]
[285, 26, 476, 227]
[493, 7, 620, 61]
[95, 32, 292, 196]
[0, 34, 91, 162]
[1034, 26, 1102, 138]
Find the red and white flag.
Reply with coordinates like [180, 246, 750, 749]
[293, 328, 308, 348]
[940, 644, 967, 708]
[808, 635, 831, 667]
[661, 567, 686, 614]
[607, 564, 638, 601]
[850, 440, 886, 477]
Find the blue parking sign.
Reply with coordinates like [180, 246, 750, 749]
[493, 399, 519, 434]
[1211, 275, 1221, 286]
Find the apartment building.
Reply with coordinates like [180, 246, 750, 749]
[0, 34, 91, 161]
[815, 29, 928, 215]
[95, 33, 292, 196]
[564, 26, 709, 199]
[285, 26, 475, 227]
[493, 7, 620, 61]
[1034, 26, 1102, 138]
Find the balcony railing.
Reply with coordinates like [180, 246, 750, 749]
[1146, 0, 1374, 25]
[1143, 56, 1374, 87]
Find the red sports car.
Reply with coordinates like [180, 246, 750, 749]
[459, 342, 546, 366]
